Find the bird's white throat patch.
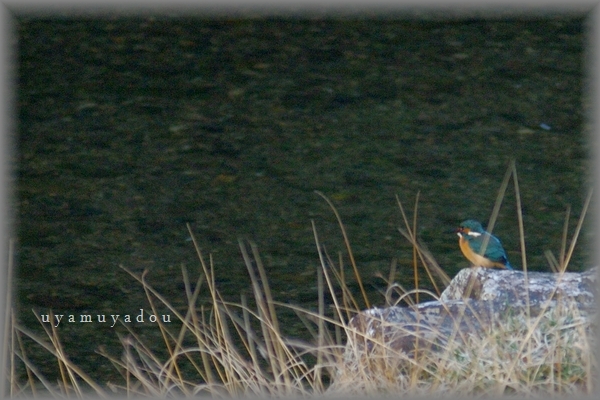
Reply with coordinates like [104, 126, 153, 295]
[467, 231, 482, 237]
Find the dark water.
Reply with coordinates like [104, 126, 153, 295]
[16, 15, 590, 386]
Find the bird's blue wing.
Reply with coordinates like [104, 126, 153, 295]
[469, 234, 507, 263]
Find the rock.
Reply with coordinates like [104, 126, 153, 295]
[344, 266, 597, 360]
[440, 266, 597, 313]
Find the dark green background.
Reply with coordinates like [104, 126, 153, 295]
[16, 15, 591, 386]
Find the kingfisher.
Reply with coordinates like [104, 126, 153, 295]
[455, 219, 514, 270]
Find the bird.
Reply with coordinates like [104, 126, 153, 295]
[455, 219, 514, 270]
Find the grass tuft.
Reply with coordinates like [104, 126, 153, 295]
[5, 163, 596, 397]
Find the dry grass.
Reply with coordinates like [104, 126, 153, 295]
[4, 162, 597, 397]
[332, 292, 594, 397]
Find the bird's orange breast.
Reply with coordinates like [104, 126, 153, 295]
[458, 234, 504, 268]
